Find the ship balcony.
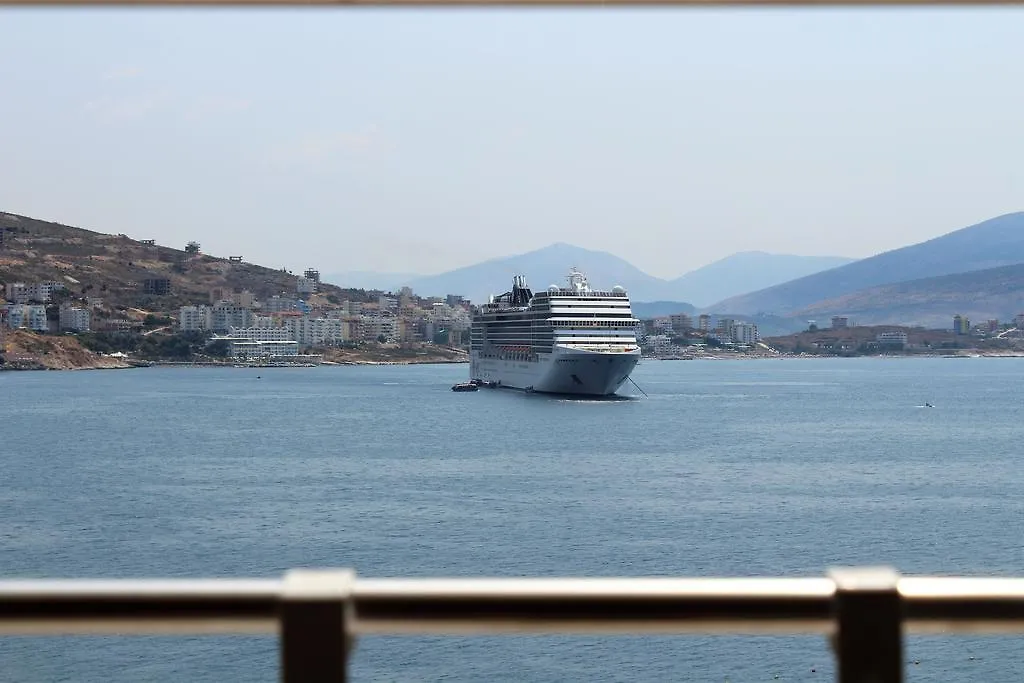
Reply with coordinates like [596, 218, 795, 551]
[2, 567, 1024, 682]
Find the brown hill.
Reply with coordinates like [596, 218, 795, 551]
[0, 212, 374, 312]
[794, 263, 1024, 328]
[1, 329, 132, 370]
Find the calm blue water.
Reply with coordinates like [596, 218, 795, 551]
[3, 358, 1024, 681]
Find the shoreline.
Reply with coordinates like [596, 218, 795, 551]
[7, 352, 1024, 372]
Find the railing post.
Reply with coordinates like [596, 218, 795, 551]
[281, 569, 356, 683]
[829, 567, 902, 683]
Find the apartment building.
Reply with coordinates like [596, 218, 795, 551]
[59, 305, 91, 332]
[732, 322, 759, 344]
[5, 281, 65, 304]
[3, 304, 48, 331]
[285, 317, 348, 347]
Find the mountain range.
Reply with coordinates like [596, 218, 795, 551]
[709, 212, 1024, 316]
[795, 263, 1024, 329]
[327, 245, 853, 308]
[327, 210, 1024, 328]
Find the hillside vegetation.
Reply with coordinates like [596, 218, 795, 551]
[0, 212, 374, 311]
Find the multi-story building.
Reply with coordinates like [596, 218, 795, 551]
[233, 290, 257, 308]
[652, 317, 673, 333]
[3, 304, 48, 331]
[953, 315, 970, 335]
[5, 281, 65, 304]
[831, 316, 849, 329]
[361, 310, 398, 342]
[220, 337, 299, 359]
[715, 318, 736, 340]
[698, 314, 711, 332]
[228, 326, 292, 342]
[179, 305, 212, 332]
[284, 317, 347, 347]
[338, 300, 363, 316]
[732, 322, 759, 344]
[670, 313, 692, 332]
[264, 295, 299, 313]
[876, 331, 908, 348]
[210, 302, 255, 332]
[209, 287, 230, 304]
[142, 278, 172, 295]
[296, 277, 317, 296]
[59, 305, 91, 332]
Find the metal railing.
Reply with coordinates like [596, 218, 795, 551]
[4, 566, 1024, 682]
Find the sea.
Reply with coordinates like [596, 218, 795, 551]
[3, 357, 1024, 682]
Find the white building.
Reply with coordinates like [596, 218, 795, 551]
[296, 277, 317, 296]
[179, 305, 212, 331]
[227, 326, 292, 342]
[876, 331, 908, 347]
[732, 322, 760, 344]
[652, 317, 673, 333]
[210, 302, 255, 332]
[221, 337, 299, 359]
[59, 305, 91, 332]
[264, 295, 299, 313]
[716, 318, 737, 340]
[3, 304, 48, 331]
[285, 316, 347, 347]
[360, 310, 398, 342]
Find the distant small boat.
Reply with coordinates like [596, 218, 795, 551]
[451, 382, 479, 392]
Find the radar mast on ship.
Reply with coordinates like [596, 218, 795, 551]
[567, 267, 590, 293]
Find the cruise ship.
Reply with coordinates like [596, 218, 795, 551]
[469, 268, 641, 396]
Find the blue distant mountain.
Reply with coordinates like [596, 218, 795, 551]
[403, 243, 672, 303]
[670, 252, 854, 308]
[710, 212, 1024, 315]
[387, 243, 852, 306]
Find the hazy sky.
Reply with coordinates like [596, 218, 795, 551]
[1, 8, 1022, 279]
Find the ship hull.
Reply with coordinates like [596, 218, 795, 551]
[470, 347, 640, 396]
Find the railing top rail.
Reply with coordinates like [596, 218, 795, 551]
[3, 574, 1024, 636]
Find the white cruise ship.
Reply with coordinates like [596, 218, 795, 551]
[469, 268, 641, 396]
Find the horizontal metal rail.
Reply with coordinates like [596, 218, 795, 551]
[5, 0, 1022, 6]
[4, 568, 1024, 681]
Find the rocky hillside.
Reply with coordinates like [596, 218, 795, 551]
[0, 329, 133, 370]
[0, 212, 375, 311]
[795, 263, 1024, 328]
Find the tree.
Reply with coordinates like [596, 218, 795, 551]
[377, 334, 387, 343]
[206, 339, 231, 357]
[185, 241, 201, 256]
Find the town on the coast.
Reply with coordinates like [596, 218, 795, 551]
[0, 272, 474, 370]
[3, 210, 1024, 370]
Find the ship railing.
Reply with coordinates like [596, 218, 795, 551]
[547, 290, 628, 297]
[5, 567, 1024, 682]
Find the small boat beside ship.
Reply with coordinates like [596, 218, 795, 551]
[451, 382, 479, 392]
